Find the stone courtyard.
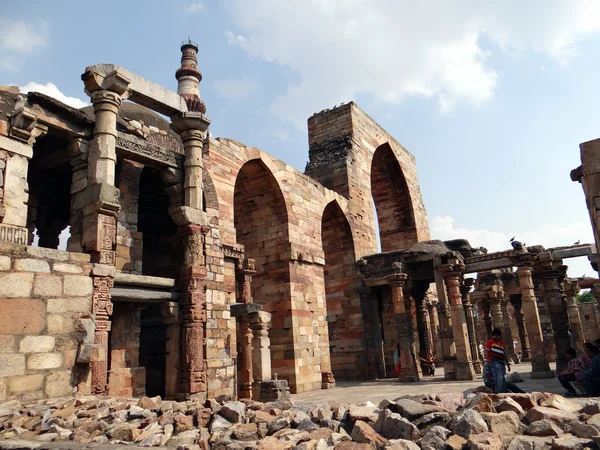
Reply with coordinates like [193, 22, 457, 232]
[3, 36, 600, 449]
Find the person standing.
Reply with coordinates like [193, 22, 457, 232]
[486, 328, 511, 393]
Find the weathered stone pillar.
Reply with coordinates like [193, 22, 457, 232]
[516, 265, 553, 378]
[81, 68, 130, 394]
[413, 282, 432, 358]
[513, 299, 531, 361]
[387, 270, 421, 381]
[434, 268, 456, 378]
[249, 310, 273, 398]
[442, 263, 475, 380]
[428, 299, 443, 366]
[160, 302, 180, 399]
[238, 258, 256, 304]
[462, 279, 482, 374]
[481, 300, 493, 339]
[488, 290, 504, 331]
[501, 294, 520, 364]
[539, 264, 570, 373]
[564, 279, 585, 354]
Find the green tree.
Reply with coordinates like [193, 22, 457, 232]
[576, 290, 596, 303]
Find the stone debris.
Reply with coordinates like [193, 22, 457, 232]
[0, 392, 599, 450]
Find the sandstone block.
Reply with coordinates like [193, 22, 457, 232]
[45, 370, 74, 398]
[7, 374, 43, 393]
[351, 420, 387, 449]
[481, 411, 522, 435]
[419, 425, 451, 450]
[0, 354, 25, 377]
[27, 352, 63, 370]
[47, 297, 91, 313]
[454, 409, 488, 439]
[63, 275, 93, 296]
[525, 407, 577, 426]
[53, 263, 83, 274]
[525, 418, 564, 437]
[0, 255, 11, 270]
[445, 434, 468, 450]
[551, 435, 594, 450]
[47, 314, 75, 334]
[14, 258, 50, 272]
[0, 298, 44, 333]
[495, 397, 525, 418]
[393, 398, 444, 420]
[374, 409, 419, 441]
[0, 272, 34, 297]
[219, 401, 247, 423]
[19, 335, 55, 353]
[33, 274, 62, 297]
[0, 335, 15, 352]
[467, 432, 502, 450]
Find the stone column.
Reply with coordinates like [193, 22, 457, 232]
[539, 265, 570, 373]
[564, 279, 585, 354]
[442, 264, 475, 380]
[387, 271, 421, 381]
[249, 311, 273, 397]
[513, 299, 531, 361]
[481, 300, 493, 339]
[428, 299, 443, 366]
[488, 289, 504, 331]
[412, 282, 432, 358]
[501, 294, 520, 364]
[81, 69, 130, 394]
[160, 302, 180, 399]
[434, 268, 456, 378]
[462, 279, 482, 374]
[238, 258, 256, 304]
[516, 265, 553, 378]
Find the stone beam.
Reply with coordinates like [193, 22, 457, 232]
[549, 245, 593, 260]
[83, 64, 188, 117]
[111, 287, 179, 302]
[113, 273, 176, 289]
[465, 257, 514, 273]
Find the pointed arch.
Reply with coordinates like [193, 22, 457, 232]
[370, 143, 418, 251]
[202, 168, 219, 213]
[321, 200, 366, 379]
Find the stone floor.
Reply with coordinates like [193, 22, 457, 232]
[292, 362, 572, 406]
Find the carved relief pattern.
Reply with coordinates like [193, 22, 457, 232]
[117, 136, 182, 168]
[91, 275, 114, 394]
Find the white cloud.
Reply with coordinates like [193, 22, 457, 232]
[184, 3, 203, 13]
[0, 19, 48, 72]
[19, 82, 88, 109]
[212, 74, 259, 100]
[222, 0, 600, 127]
[430, 216, 596, 277]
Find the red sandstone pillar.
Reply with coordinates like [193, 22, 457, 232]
[461, 279, 482, 374]
[442, 264, 475, 380]
[501, 294, 520, 364]
[516, 265, 553, 378]
[513, 300, 531, 361]
[387, 272, 421, 382]
[413, 282, 432, 358]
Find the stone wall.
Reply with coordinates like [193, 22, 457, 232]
[115, 159, 143, 274]
[0, 243, 92, 401]
[576, 138, 600, 270]
[579, 302, 600, 343]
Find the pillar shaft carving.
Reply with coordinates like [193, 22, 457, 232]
[564, 280, 585, 354]
[442, 265, 475, 380]
[413, 283, 432, 358]
[249, 311, 272, 386]
[160, 302, 180, 399]
[428, 301, 442, 366]
[516, 265, 552, 377]
[238, 258, 256, 304]
[238, 316, 253, 398]
[90, 275, 114, 394]
[513, 300, 531, 361]
[501, 295, 519, 364]
[462, 279, 482, 374]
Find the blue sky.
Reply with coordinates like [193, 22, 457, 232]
[2, 0, 600, 276]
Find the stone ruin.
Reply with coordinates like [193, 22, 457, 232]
[1, 37, 600, 432]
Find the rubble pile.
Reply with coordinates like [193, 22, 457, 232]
[0, 391, 599, 449]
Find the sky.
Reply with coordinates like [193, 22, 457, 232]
[2, 0, 600, 277]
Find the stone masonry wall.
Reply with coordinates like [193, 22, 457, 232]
[0, 243, 92, 401]
[579, 302, 600, 343]
[578, 138, 600, 267]
[115, 159, 143, 274]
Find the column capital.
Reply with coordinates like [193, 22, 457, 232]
[82, 67, 131, 97]
[440, 263, 465, 280]
[238, 258, 257, 275]
[171, 111, 211, 134]
[386, 272, 408, 287]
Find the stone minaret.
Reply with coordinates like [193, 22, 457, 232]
[175, 38, 206, 113]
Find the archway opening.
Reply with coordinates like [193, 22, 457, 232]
[321, 201, 366, 379]
[370, 143, 417, 252]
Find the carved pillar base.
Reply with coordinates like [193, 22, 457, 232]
[321, 371, 336, 389]
[252, 380, 290, 402]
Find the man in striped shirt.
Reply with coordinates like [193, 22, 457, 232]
[485, 328, 511, 393]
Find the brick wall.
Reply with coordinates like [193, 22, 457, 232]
[579, 302, 600, 343]
[0, 243, 92, 401]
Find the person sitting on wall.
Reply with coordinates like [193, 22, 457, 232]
[557, 348, 581, 397]
[485, 328, 511, 394]
[580, 342, 600, 397]
[482, 361, 525, 393]
[420, 352, 435, 376]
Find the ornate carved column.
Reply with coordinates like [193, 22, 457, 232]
[461, 278, 482, 374]
[238, 258, 256, 303]
[516, 264, 553, 378]
[442, 263, 475, 380]
[427, 299, 443, 366]
[513, 299, 531, 361]
[564, 279, 585, 354]
[412, 281, 432, 358]
[501, 294, 520, 364]
[249, 310, 273, 398]
[387, 268, 421, 382]
[538, 263, 570, 373]
[488, 289, 504, 331]
[81, 68, 130, 394]
[160, 302, 180, 399]
[234, 258, 257, 398]
[481, 299, 493, 339]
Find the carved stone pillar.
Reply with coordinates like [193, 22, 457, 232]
[564, 279, 585, 354]
[462, 279, 482, 374]
[238, 258, 256, 304]
[249, 310, 273, 398]
[178, 224, 209, 398]
[481, 300, 493, 339]
[412, 282, 432, 358]
[428, 299, 443, 366]
[238, 315, 253, 398]
[442, 264, 475, 380]
[516, 265, 553, 378]
[501, 294, 520, 364]
[539, 264, 570, 373]
[488, 289, 504, 331]
[81, 69, 130, 394]
[160, 302, 180, 399]
[513, 299, 531, 361]
[387, 270, 421, 382]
